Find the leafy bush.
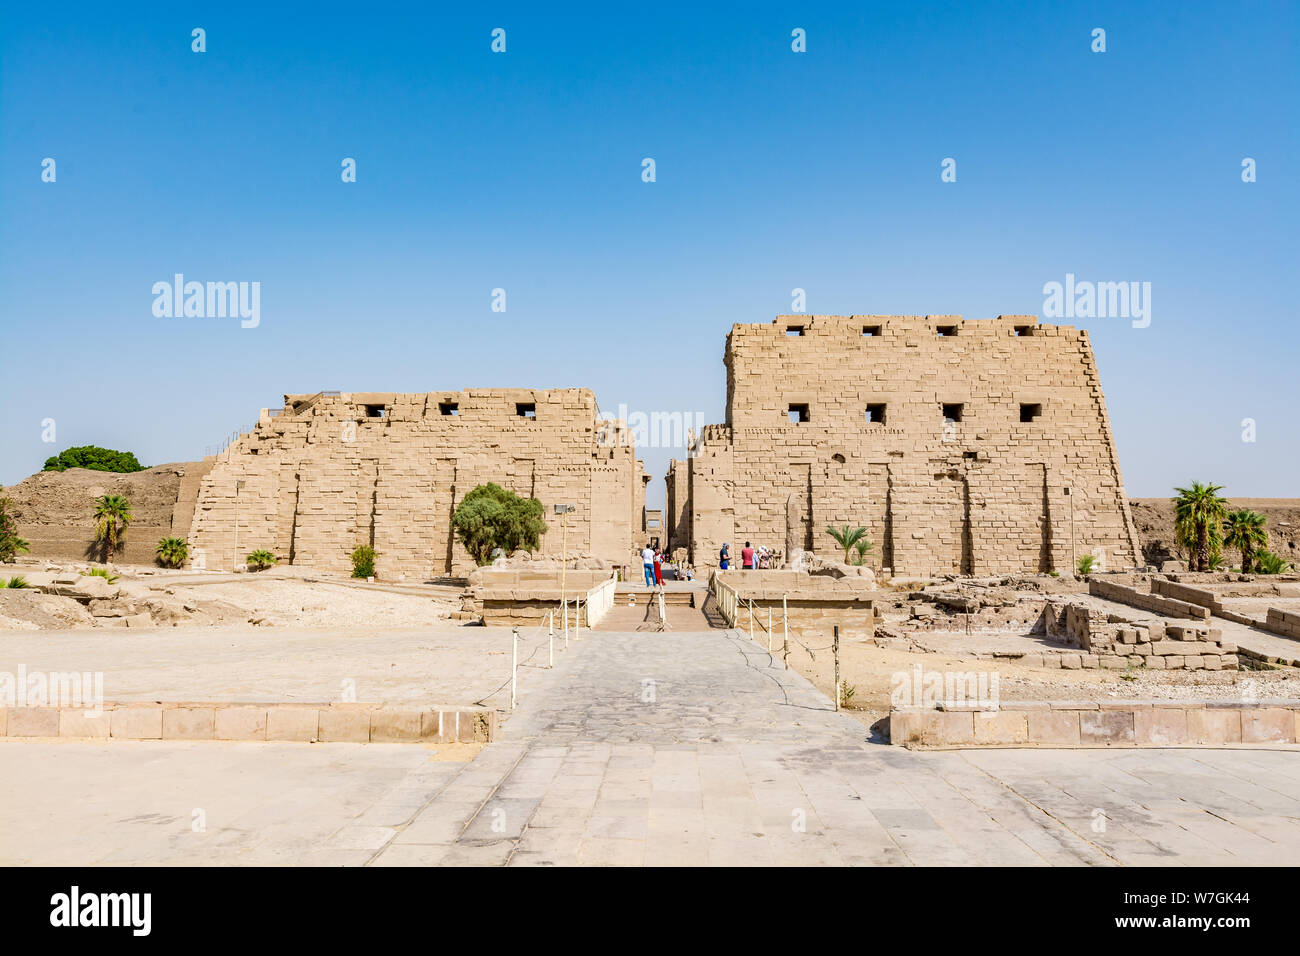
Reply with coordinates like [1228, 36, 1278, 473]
[451, 483, 547, 565]
[4, 576, 29, 588]
[43, 446, 146, 473]
[0, 497, 30, 563]
[838, 680, 857, 706]
[1253, 550, 1295, 575]
[156, 537, 189, 569]
[87, 567, 120, 583]
[246, 549, 277, 571]
[1076, 554, 1098, 575]
[351, 545, 376, 578]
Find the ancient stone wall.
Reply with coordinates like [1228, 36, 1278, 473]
[187, 389, 642, 577]
[687, 314, 1142, 575]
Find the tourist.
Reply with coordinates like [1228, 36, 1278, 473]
[741, 541, 755, 570]
[653, 547, 664, 586]
[641, 543, 655, 586]
[719, 543, 731, 570]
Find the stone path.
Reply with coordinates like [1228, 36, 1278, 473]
[371, 628, 1300, 866]
[3, 626, 1299, 865]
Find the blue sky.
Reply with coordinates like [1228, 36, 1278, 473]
[1, 1, 1296, 506]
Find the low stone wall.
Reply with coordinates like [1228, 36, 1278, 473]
[890, 699, 1300, 749]
[1266, 608, 1300, 641]
[716, 568, 874, 592]
[1151, 578, 1222, 614]
[1089, 579, 1210, 620]
[1037, 599, 1236, 670]
[0, 701, 496, 743]
[734, 593, 876, 641]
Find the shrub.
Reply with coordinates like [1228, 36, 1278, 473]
[87, 567, 120, 584]
[451, 483, 547, 565]
[0, 497, 30, 563]
[246, 549, 277, 571]
[838, 680, 857, 706]
[1253, 550, 1295, 575]
[4, 575, 29, 588]
[826, 525, 870, 564]
[43, 446, 146, 473]
[351, 545, 376, 579]
[156, 537, 189, 569]
[1076, 554, 1098, 575]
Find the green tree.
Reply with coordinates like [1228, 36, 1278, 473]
[451, 483, 547, 565]
[825, 525, 870, 564]
[0, 497, 30, 563]
[156, 536, 189, 569]
[44, 445, 146, 473]
[1172, 482, 1228, 572]
[93, 494, 132, 562]
[1076, 553, 1098, 575]
[351, 545, 376, 578]
[1222, 510, 1268, 573]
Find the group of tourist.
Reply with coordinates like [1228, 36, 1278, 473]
[718, 541, 776, 570]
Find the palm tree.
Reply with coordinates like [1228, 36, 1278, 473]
[1222, 510, 1268, 573]
[826, 525, 871, 564]
[156, 536, 189, 569]
[1172, 482, 1227, 572]
[246, 549, 277, 571]
[93, 494, 132, 563]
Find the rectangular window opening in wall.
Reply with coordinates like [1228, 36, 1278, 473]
[438, 402, 459, 416]
[936, 325, 958, 337]
[866, 404, 887, 424]
[1020, 403, 1042, 422]
[364, 405, 386, 418]
[1014, 325, 1033, 336]
[516, 403, 536, 419]
[942, 403, 964, 423]
[964, 451, 978, 460]
[785, 325, 805, 336]
[788, 403, 810, 424]
[862, 325, 882, 337]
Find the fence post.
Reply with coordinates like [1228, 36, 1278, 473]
[833, 624, 840, 712]
[511, 626, 519, 712]
[563, 597, 568, 645]
[549, 611, 554, 668]
[783, 593, 789, 670]
[768, 607, 772, 654]
[748, 599, 753, 642]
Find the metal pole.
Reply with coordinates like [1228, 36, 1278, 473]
[549, 611, 554, 668]
[783, 593, 789, 670]
[749, 599, 753, 642]
[511, 626, 518, 712]
[768, 607, 773, 653]
[560, 508, 567, 634]
[833, 624, 841, 712]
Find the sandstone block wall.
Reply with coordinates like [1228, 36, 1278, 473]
[187, 389, 643, 577]
[686, 314, 1142, 575]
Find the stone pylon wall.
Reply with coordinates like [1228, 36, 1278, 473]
[687, 314, 1142, 575]
[187, 388, 641, 577]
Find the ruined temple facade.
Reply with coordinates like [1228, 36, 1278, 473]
[670, 314, 1142, 575]
[187, 389, 643, 576]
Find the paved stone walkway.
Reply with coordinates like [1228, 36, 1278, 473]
[3, 627, 1299, 865]
[372, 629, 1300, 866]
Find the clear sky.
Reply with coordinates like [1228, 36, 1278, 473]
[2, 1, 1296, 507]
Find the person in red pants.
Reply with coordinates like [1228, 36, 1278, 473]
[653, 548, 664, 585]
